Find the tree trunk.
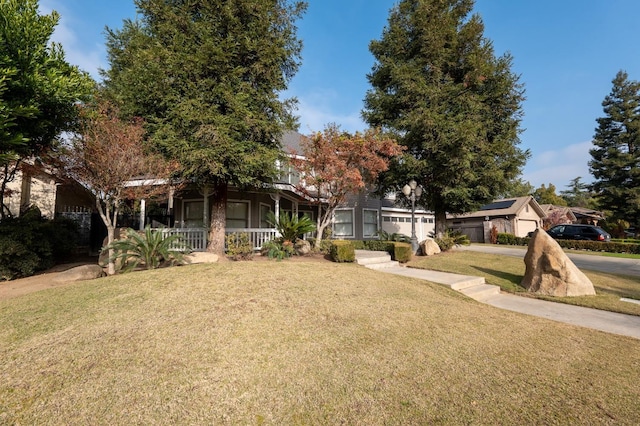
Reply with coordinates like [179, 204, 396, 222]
[207, 181, 227, 254]
[434, 209, 447, 239]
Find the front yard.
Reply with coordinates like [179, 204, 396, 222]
[1, 261, 639, 424]
[408, 250, 640, 316]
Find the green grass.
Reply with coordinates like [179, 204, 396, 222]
[1, 262, 640, 424]
[408, 251, 640, 316]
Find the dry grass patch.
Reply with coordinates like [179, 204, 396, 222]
[408, 251, 640, 316]
[1, 262, 639, 424]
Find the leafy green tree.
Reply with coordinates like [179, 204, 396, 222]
[0, 0, 93, 217]
[363, 0, 529, 237]
[532, 183, 567, 206]
[560, 176, 596, 208]
[102, 0, 306, 254]
[499, 178, 534, 198]
[589, 70, 640, 227]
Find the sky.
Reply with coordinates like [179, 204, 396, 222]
[39, 0, 640, 192]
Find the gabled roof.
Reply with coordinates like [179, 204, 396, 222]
[539, 204, 577, 222]
[281, 130, 306, 153]
[447, 196, 546, 220]
[570, 206, 605, 221]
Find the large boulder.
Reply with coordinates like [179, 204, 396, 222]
[521, 229, 596, 297]
[420, 238, 441, 256]
[294, 239, 312, 256]
[184, 252, 219, 264]
[53, 265, 105, 283]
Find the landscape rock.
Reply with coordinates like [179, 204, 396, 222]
[521, 229, 596, 297]
[420, 238, 441, 256]
[294, 239, 312, 256]
[184, 252, 219, 264]
[53, 264, 105, 283]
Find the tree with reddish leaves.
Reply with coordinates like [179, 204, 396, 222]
[289, 124, 403, 248]
[64, 100, 178, 275]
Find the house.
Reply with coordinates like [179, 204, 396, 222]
[138, 131, 435, 250]
[446, 196, 546, 243]
[569, 207, 605, 225]
[2, 160, 98, 251]
[539, 204, 577, 228]
[3, 160, 94, 219]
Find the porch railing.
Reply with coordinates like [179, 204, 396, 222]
[159, 228, 208, 252]
[156, 227, 279, 252]
[225, 228, 279, 250]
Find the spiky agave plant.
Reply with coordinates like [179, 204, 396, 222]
[106, 226, 190, 272]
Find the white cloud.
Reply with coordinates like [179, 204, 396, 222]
[523, 140, 593, 189]
[40, 0, 106, 79]
[286, 88, 367, 134]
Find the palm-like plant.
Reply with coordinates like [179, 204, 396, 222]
[266, 211, 316, 242]
[105, 226, 190, 272]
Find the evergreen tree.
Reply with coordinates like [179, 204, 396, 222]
[102, 0, 306, 253]
[589, 70, 640, 228]
[363, 0, 528, 236]
[0, 0, 93, 217]
[560, 176, 596, 208]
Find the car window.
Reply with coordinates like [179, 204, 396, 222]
[549, 226, 563, 234]
[564, 226, 579, 235]
[580, 228, 596, 235]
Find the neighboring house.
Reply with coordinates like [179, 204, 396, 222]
[446, 196, 546, 243]
[136, 131, 435, 250]
[569, 207, 605, 225]
[3, 161, 94, 219]
[539, 204, 577, 228]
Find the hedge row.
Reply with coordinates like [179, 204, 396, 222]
[330, 240, 412, 263]
[496, 232, 640, 254]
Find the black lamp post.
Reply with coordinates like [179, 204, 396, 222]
[402, 179, 423, 253]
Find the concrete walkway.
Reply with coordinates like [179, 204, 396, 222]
[355, 250, 640, 340]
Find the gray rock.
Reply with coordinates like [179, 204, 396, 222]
[521, 229, 596, 297]
[420, 238, 441, 256]
[294, 239, 312, 256]
[53, 265, 105, 283]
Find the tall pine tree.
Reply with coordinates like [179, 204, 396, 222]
[102, 0, 306, 253]
[363, 0, 528, 236]
[589, 70, 640, 228]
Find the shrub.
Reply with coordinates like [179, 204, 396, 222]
[496, 233, 529, 246]
[226, 232, 254, 260]
[490, 226, 498, 244]
[0, 207, 80, 280]
[330, 240, 355, 262]
[377, 230, 411, 243]
[434, 230, 470, 251]
[262, 239, 295, 260]
[391, 242, 412, 263]
[105, 226, 190, 272]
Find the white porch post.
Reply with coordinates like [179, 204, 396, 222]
[201, 184, 212, 229]
[168, 187, 174, 216]
[139, 199, 146, 230]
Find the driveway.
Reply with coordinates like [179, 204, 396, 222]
[459, 244, 640, 278]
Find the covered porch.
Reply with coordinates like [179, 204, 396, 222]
[141, 183, 319, 252]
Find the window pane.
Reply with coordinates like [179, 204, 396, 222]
[260, 205, 271, 228]
[363, 210, 378, 237]
[334, 210, 353, 237]
[226, 202, 248, 228]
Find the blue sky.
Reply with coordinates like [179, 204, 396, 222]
[40, 0, 640, 192]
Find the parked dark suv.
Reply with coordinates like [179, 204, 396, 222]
[546, 224, 611, 242]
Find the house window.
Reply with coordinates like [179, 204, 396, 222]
[333, 209, 354, 238]
[184, 201, 204, 228]
[383, 216, 391, 222]
[363, 209, 379, 238]
[226, 201, 249, 228]
[260, 204, 272, 228]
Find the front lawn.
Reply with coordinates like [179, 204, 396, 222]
[408, 251, 640, 316]
[1, 262, 639, 424]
